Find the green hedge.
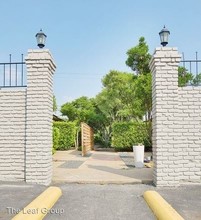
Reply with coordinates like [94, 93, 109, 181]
[53, 122, 77, 150]
[53, 127, 60, 153]
[111, 121, 146, 151]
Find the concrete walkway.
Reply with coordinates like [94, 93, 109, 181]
[52, 150, 153, 184]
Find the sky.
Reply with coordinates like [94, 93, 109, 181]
[0, 0, 201, 112]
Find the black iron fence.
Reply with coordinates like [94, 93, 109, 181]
[180, 52, 201, 76]
[180, 60, 201, 76]
[180, 52, 201, 86]
[0, 54, 26, 88]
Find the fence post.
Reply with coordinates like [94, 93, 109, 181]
[25, 49, 56, 185]
[150, 47, 181, 187]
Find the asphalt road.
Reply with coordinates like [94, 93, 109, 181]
[0, 182, 46, 220]
[0, 182, 201, 220]
[45, 184, 155, 220]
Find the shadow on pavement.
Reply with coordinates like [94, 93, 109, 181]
[87, 164, 153, 184]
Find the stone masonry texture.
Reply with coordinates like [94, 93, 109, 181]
[25, 49, 56, 185]
[0, 89, 26, 181]
[0, 49, 56, 185]
[150, 47, 201, 186]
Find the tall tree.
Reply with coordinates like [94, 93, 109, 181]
[61, 96, 96, 122]
[126, 37, 151, 75]
[100, 70, 141, 120]
[94, 70, 143, 146]
[125, 37, 152, 120]
[134, 73, 152, 146]
[125, 37, 152, 146]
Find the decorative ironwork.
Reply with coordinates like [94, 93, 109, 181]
[181, 52, 201, 76]
[180, 52, 201, 86]
[0, 54, 26, 88]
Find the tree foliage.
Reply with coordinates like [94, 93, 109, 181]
[61, 96, 100, 147]
[125, 37, 151, 74]
[93, 71, 136, 146]
[61, 96, 96, 123]
[192, 73, 201, 85]
[178, 67, 193, 87]
[59, 36, 201, 150]
[178, 66, 201, 86]
[98, 71, 135, 120]
[92, 69, 152, 147]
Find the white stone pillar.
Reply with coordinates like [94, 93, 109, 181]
[150, 47, 181, 187]
[25, 49, 56, 185]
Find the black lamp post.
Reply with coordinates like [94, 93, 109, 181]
[35, 29, 47, 48]
[159, 26, 170, 47]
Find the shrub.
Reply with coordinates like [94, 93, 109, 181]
[52, 147, 56, 155]
[111, 121, 147, 151]
[53, 127, 60, 152]
[53, 121, 77, 150]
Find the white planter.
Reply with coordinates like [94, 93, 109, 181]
[133, 145, 144, 168]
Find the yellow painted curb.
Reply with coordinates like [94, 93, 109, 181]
[12, 186, 62, 220]
[143, 191, 184, 220]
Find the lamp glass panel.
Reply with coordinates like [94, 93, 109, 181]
[163, 32, 169, 42]
[160, 34, 163, 42]
[39, 36, 44, 44]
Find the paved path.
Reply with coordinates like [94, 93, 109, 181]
[52, 150, 153, 184]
